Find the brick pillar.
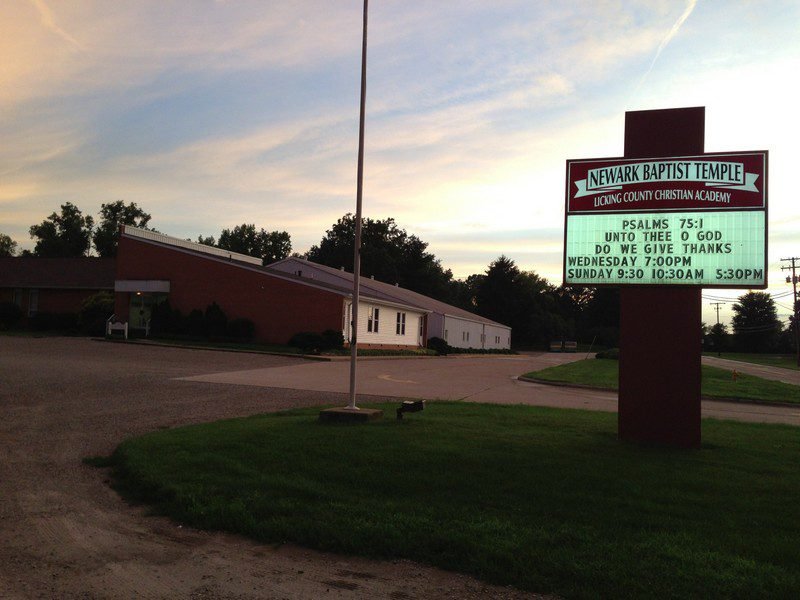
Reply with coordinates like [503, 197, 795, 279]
[618, 107, 704, 448]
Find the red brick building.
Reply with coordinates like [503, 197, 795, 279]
[0, 257, 114, 324]
[114, 227, 429, 347]
[2, 227, 510, 349]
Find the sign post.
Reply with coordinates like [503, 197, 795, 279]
[564, 107, 768, 448]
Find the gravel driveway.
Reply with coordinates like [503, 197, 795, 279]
[0, 336, 545, 599]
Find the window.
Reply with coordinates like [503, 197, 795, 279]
[28, 289, 38, 317]
[462, 331, 470, 342]
[368, 307, 380, 333]
[12, 289, 22, 307]
[396, 312, 406, 335]
[444, 329, 448, 341]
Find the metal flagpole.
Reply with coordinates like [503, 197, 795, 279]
[347, 0, 369, 410]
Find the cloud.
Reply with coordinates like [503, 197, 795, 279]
[638, 0, 698, 85]
[29, 0, 84, 50]
[2, 0, 798, 282]
[1, 2, 363, 110]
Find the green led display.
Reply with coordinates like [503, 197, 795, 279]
[565, 210, 765, 287]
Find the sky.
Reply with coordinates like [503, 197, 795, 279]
[1, 0, 798, 327]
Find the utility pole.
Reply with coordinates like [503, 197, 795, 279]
[711, 302, 725, 325]
[710, 301, 726, 357]
[780, 257, 800, 367]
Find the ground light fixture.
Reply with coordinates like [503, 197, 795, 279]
[396, 400, 425, 420]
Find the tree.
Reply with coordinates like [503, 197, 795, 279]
[0, 233, 17, 257]
[448, 274, 484, 311]
[77, 291, 115, 335]
[260, 230, 292, 265]
[196, 235, 216, 246]
[704, 322, 730, 354]
[29, 203, 94, 257]
[578, 288, 620, 348]
[791, 299, 800, 361]
[307, 214, 454, 301]
[472, 256, 565, 347]
[475, 255, 520, 327]
[731, 291, 782, 352]
[516, 270, 567, 344]
[93, 201, 152, 257]
[217, 224, 291, 265]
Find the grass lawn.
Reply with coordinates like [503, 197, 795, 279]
[703, 352, 799, 371]
[101, 403, 800, 599]
[526, 359, 800, 405]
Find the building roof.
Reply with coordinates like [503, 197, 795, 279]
[117, 227, 504, 326]
[121, 226, 262, 265]
[0, 257, 116, 289]
[118, 227, 430, 314]
[268, 257, 510, 329]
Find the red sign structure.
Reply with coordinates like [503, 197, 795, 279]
[563, 108, 769, 448]
[566, 152, 767, 214]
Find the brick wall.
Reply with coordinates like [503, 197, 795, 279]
[115, 236, 345, 345]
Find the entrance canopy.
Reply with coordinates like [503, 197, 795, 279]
[115, 280, 170, 293]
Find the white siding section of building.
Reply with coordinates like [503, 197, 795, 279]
[443, 316, 481, 350]
[270, 258, 512, 350]
[483, 324, 512, 350]
[441, 315, 512, 350]
[345, 301, 425, 347]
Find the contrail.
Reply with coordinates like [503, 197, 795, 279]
[30, 0, 84, 51]
[639, 0, 697, 85]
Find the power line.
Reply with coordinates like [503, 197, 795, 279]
[771, 290, 794, 299]
[701, 290, 793, 301]
[732, 323, 786, 332]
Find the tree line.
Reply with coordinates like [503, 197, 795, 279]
[1, 203, 795, 351]
[1, 201, 152, 259]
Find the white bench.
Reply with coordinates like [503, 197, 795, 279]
[106, 320, 128, 340]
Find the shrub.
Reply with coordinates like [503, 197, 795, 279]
[0, 301, 22, 330]
[150, 299, 180, 334]
[204, 302, 228, 339]
[29, 312, 78, 332]
[288, 332, 325, 354]
[185, 309, 204, 337]
[447, 347, 517, 355]
[596, 348, 619, 360]
[79, 291, 115, 335]
[321, 329, 345, 351]
[227, 318, 256, 341]
[427, 336, 450, 356]
[357, 348, 437, 357]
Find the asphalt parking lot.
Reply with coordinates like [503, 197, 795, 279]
[0, 336, 545, 600]
[180, 346, 800, 426]
[1, 336, 797, 599]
